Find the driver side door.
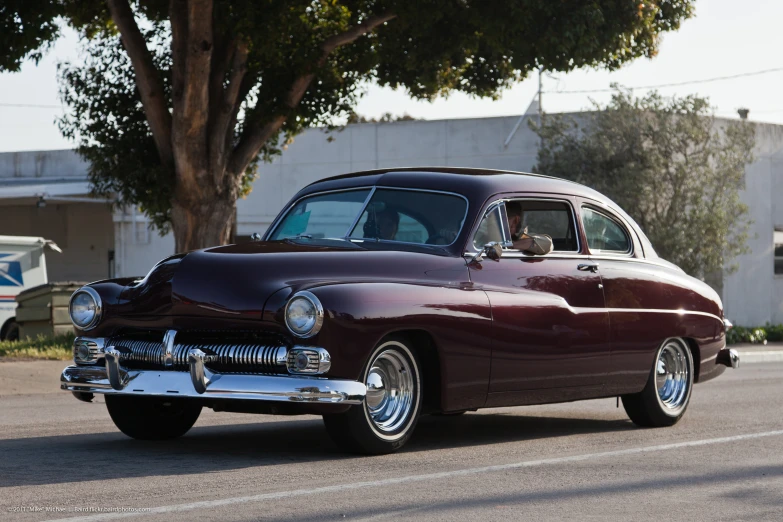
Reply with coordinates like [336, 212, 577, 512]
[467, 195, 610, 400]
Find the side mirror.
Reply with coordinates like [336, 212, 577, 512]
[470, 242, 503, 264]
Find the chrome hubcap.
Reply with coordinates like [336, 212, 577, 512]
[365, 349, 415, 433]
[656, 340, 691, 411]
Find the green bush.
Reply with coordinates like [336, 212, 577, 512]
[725, 324, 783, 345]
[766, 324, 783, 343]
[0, 333, 74, 360]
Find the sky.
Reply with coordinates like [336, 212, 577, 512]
[1, 0, 783, 152]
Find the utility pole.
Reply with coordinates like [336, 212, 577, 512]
[538, 67, 543, 126]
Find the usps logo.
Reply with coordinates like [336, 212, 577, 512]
[0, 254, 24, 287]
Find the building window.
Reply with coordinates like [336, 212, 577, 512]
[775, 229, 783, 275]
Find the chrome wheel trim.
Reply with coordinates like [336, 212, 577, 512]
[363, 341, 419, 441]
[655, 338, 692, 415]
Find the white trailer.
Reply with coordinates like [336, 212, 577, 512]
[0, 236, 61, 341]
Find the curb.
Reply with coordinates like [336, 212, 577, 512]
[738, 351, 783, 364]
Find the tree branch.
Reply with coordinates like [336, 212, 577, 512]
[320, 13, 397, 56]
[170, 0, 187, 118]
[107, 0, 173, 168]
[227, 12, 396, 177]
[209, 39, 248, 187]
[227, 74, 256, 141]
[208, 33, 236, 125]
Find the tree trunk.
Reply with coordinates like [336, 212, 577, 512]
[171, 196, 236, 252]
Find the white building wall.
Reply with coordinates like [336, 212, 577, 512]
[722, 122, 783, 325]
[113, 208, 174, 278]
[0, 149, 89, 180]
[0, 203, 114, 282]
[768, 149, 783, 325]
[722, 158, 774, 325]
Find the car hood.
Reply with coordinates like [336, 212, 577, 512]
[118, 240, 468, 321]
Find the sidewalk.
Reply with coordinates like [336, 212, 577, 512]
[730, 342, 783, 363]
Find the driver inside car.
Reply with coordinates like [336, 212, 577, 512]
[364, 207, 400, 240]
[505, 201, 553, 254]
[505, 201, 524, 243]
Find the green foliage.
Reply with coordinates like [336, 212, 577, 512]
[531, 87, 755, 282]
[58, 30, 175, 231]
[765, 324, 783, 343]
[9, 1, 697, 233]
[346, 111, 419, 123]
[0, 333, 74, 360]
[726, 326, 768, 345]
[0, 0, 63, 72]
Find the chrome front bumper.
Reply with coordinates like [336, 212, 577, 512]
[61, 348, 366, 404]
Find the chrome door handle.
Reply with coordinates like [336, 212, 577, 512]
[577, 262, 599, 273]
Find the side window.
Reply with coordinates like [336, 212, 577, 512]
[506, 200, 579, 252]
[473, 205, 505, 250]
[581, 207, 632, 254]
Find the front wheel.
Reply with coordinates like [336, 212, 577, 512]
[323, 338, 422, 454]
[622, 337, 694, 427]
[105, 395, 202, 440]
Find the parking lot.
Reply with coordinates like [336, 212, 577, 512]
[1, 360, 782, 521]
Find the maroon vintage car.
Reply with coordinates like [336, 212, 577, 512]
[61, 168, 739, 454]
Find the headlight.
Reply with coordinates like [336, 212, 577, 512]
[284, 291, 324, 338]
[69, 287, 102, 330]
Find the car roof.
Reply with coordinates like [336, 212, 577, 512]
[283, 166, 653, 258]
[301, 167, 609, 204]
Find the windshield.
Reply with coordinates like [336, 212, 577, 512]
[269, 188, 468, 246]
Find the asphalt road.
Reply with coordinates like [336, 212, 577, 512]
[1, 361, 782, 522]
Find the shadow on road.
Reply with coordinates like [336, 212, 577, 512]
[0, 412, 633, 488]
[291, 463, 783, 521]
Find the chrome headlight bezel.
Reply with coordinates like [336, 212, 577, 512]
[68, 287, 103, 331]
[284, 290, 324, 338]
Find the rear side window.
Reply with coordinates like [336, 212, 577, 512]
[581, 207, 632, 254]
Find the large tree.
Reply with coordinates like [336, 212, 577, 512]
[4, 1, 696, 251]
[531, 88, 755, 283]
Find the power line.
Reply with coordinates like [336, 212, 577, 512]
[0, 102, 63, 109]
[548, 66, 783, 94]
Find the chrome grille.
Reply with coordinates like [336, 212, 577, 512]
[119, 339, 166, 366]
[110, 335, 288, 374]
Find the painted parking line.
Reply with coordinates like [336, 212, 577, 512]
[47, 429, 783, 522]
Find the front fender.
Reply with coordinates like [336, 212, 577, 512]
[265, 282, 493, 411]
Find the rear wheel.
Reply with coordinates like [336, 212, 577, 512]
[105, 395, 202, 440]
[323, 338, 422, 454]
[622, 337, 694, 427]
